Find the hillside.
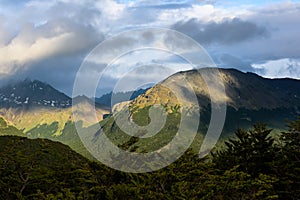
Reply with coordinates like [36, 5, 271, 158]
[0, 117, 23, 136]
[0, 136, 94, 199]
[0, 117, 299, 199]
[0, 79, 110, 132]
[100, 68, 300, 153]
[130, 68, 300, 110]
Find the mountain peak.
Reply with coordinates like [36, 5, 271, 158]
[0, 79, 71, 108]
[130, 68, 300, 111]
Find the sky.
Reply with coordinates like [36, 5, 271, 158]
[0, 0, 300, 96]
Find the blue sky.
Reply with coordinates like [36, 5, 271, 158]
[0, 0, 300, 96]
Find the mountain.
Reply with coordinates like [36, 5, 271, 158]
[0, 79, 110, 158]
[99, 68, 300, 153]
[0, 79, 71, 108]
[130, 68, 300, 110]
[0, 79, 109, 132]
[95, 88, 149, 108]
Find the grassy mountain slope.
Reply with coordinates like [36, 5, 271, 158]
[0, 117, 23, 136]
[130, 68, 300, 110]
[0, 79, 110, 135]
[0, 100, 109, 158]
[0, 98, 109, 134]
[99, 68, 300, 153]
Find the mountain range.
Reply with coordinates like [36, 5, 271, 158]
[0, 68, 299, 157]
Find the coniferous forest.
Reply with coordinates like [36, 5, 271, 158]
[0, 117, 299, 199]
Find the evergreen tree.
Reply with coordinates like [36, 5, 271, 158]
[275, 117, 300, 199]
[212, 123, 275, 177]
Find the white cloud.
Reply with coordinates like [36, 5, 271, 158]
[252, 58, 300, 79]
[0, 0, 103, 75]
[159, 4, 251, 24]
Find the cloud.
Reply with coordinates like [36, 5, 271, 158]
[216, 54, 255, 72]
[0, 20, 102, 74]
[0, 0, 300, 97]
[252, 58, 300, 79]
[0, 0, 106, 98]
[179, 1, 300, 78]
[172, 18, 268, 45]
[129, 2, 192, 10]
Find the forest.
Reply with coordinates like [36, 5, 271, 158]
[0, 117, 299, 199]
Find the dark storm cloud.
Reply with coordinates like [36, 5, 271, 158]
[0, 54, 83, 96]
[215, 54, 257, 72]
[172, 18, 268, 45]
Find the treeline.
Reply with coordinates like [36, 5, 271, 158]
[0, 118, 299, 199]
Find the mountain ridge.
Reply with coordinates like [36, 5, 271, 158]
[129, 68, 300, 111]
[99, 68, 300, 153]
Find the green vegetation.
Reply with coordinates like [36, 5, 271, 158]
[100, 106, 182, 153]
[100, 104, 297, 155]
[27, 121, 95, 160]
[0, 117, 299, 199]
[0, 117, 24, 136]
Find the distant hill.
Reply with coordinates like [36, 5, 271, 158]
[95, 88, 149, 108]
[0, 79, 109, 133]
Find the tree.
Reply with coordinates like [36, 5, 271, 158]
[275, 117, 300, 199]
[212, 123, 275, 177]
